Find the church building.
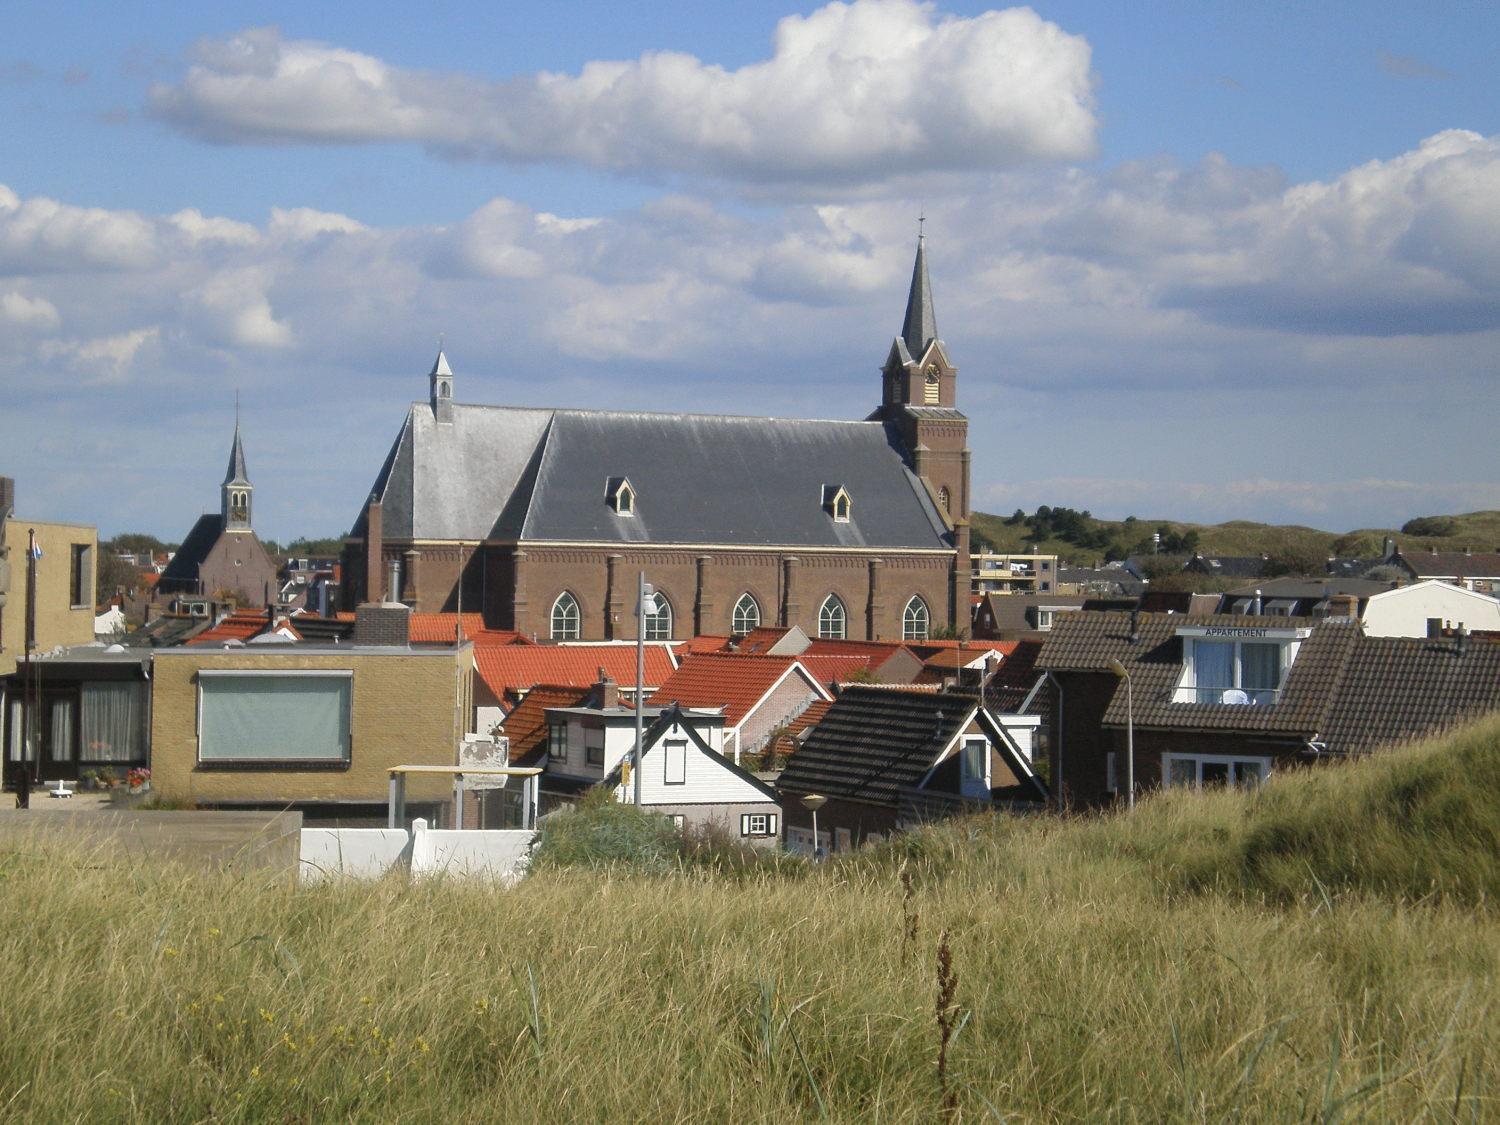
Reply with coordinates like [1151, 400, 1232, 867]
[341, 238, 972, 643]
[157, 422, 279, 606]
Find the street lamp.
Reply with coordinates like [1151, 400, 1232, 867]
[634, 572, 658, 809]
[1106, 658, 1135, 810]
[800, 793, 827, 859]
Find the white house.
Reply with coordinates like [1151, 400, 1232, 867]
[539, 694, 782, 845]
[1361, 580, 1500, 638]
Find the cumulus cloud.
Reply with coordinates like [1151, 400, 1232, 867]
[147, 2, 1097, 189]
[0, 186, 159, 273]
[0, 290, 60, 330]
[39, 326, 160, 383]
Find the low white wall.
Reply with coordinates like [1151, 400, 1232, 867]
[299, 828, 409, 883]
[411, 820, 536, 883]
[299, 822, 537, 883]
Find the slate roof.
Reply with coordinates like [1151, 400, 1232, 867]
[120, 614, 212, 648]
[1398, 550, 1500, 580]
[357, 403, 950, 550]
[648, 653, 823, 727]
[901, 237, 938, 363]
[1186, 555, 1271, 579]
[981, 639, 1050, 713]
[1224, 577, 1391, 600]
[501, 684, 593, 765]
[778, 686, 978, 804]
[473, 644, 678, 701]
[287, 615, 355, 643]
[156, 514, 223, 591]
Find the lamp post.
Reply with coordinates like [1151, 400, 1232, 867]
[800, 793, 827, 859]
[1106, 658, 1134, 810]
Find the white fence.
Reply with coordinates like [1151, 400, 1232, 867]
[299, 819, 536, 884]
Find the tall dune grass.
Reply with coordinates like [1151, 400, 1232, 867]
[1, 719, 1497, 1120]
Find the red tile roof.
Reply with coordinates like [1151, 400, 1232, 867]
[649, 652, 823, 727]
[733, 626, 793, 654]
[500, 684, 593, 765]
[802, 637, 911, 661]
[188, 612, 274, 646]
[919, 641, 1019, 671]
[474, 644, 678, 702]
[798, 653, 882, 687]
[676, 634, 732, 655]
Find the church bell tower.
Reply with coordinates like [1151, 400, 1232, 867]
[221, 418, 253, 533]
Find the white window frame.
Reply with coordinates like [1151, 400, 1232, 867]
[731, 593, 760, 636]
[818, 594, 847, 640]
[663, 739, 687, 785]
[903, 596, 930, 641]
[741, 812, 779, 838]
[550, 592, 581, 641]
[1177, 638, 1289, 705]
[195, 669, 352, 766]
[643, 593, 673, 642]
[1162, 753, 1271, 790]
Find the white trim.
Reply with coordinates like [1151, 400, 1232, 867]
[1161, 752, 1272, 789]
[196, 669, 353, 679]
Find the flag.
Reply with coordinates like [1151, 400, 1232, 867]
[28, 539, 41, 559]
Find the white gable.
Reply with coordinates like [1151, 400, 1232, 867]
[613, 719, 772, 807]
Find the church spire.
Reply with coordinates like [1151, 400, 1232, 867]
[429, 346, 454, 424]
[221, 413, 253, 532]
[901, 228, 937, 362]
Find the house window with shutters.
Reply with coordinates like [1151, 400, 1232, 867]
[740, 812, 779, 838]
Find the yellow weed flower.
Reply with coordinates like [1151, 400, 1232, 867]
[259, 1008, 275, 1023]
[250, 1066, 261, 1078]
[206, 927, 222, 938]
[164, 947, 180, 958]
[414, 1035, 431, 1053]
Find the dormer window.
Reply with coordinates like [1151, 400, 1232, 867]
[1172, 624, 1307, 705]
[822, 484, 851, 523]
[606, 477, 636, 516]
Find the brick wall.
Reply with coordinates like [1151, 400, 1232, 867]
[0, 519, 97, 677]
[150, 647, 472, 808]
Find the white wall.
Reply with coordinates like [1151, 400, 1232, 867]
[411, 821, 535, 883]
[612, 719, 769, 807]
[299, 828, 409, 882]
[1363, 581, 1500, 638]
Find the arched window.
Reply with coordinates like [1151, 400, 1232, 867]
[731, 593, 760, 636]
[938, 486, 950, 513]
[643, 592, 673, 641]
[550, 592, 580, 640]
[903, 595, 930, 641]
[818, 594, 847, 640]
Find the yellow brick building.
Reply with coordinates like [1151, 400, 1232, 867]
[0, 518, 98, 679]
[150, 644, 474, 823]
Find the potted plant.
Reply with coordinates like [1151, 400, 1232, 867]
[126, 767, 151, 795]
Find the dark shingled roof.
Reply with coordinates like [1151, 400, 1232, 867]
[1322, 635, 1500, 755]
[778, 685, 977, 805]
[1186, 555, 1271, 579]
[156, 514, 223, 592]
[357, 403, 950, 550]
[1397, 550, 1500, 580]
[1038, 611, 1500, 754]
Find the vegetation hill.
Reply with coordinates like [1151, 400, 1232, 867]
[971, 506, 1500, 571]
[2, 719, 1497, 1120]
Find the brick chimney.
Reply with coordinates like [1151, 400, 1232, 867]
[354, 601, 411, 646]
[595, 671, 619, 710]
[1323, 594, 1359, 619]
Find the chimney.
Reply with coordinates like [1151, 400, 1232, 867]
[1456, 625, 1469, 658]
[1324, 594, 1358, 619]
[385, 558, 402, 606]
[354, 601, 411, 646]
[1128, 608, 1141, 644]
[1382, 536, 1395, 559]
[596, 670, 619, 710]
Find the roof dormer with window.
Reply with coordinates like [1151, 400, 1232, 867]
[606, 477, 636, 516]
[1172, 623, 1310, 706]
[822, 484, 851, 523]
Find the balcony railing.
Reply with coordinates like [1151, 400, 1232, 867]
[1184, 686, 1281, 706]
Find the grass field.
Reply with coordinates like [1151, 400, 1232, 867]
[2, 718, 1498, 1121]
[969, 508, 1500, 568]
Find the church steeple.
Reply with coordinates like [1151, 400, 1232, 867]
[221, 416, 253, 532]
[429, 348, 454, 424]
[901, 230, 938, 363]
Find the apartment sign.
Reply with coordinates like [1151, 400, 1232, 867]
[1203, 626, 1269, 638]
[1178, 624, 1309, 641]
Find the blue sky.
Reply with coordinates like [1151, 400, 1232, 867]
[2, 1, 1498, 542]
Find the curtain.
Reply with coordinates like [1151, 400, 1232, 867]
[200, 675, 350, 762]
[1241, 644, 1281, 695]
[49, 698, 74, 762]
[1193, 641, 1234, 693]
[6, 698, 23, 763]
[80, 682, 145, 762]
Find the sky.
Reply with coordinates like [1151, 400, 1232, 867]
[2, 0, 1498, 543]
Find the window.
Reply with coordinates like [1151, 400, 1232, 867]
[835, 827, 852, 852]
[924, 368, 940, 404]
[834, 494, 850, 521]
[1163, 754, 1270, 790]
[547, 721, 568, 760]
[663, 739, 687, 784]
[69, 544, 92, 608]
[938, 486, 950, 513]
[1188, 639, 1283, 704]
[80, 682, 145, 762]
[740, 812, 779, 838]
[818, 594, 847, 640]
[643, 593, 673, 641]
[617, 487, 633, 515]
[550, 592, 581, 640]
[198, 672, 351, 765]
[961, 738, 986, 783]
[606, 476, 636, 515]
[584, 727, 605, 767]
[669, 813, 686, 831]
[823, 485, 852, 523]
[1036, 609, 1054, 630]
[903, 596, 930, 641]
[731, 593, 760, 636]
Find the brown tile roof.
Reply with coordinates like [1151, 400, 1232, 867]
[982, 639, 1051, 713]
[1399, 550, 1500, 580]
[187, 612, 274, 646]
[649, 653, 822, 727]
[798, 653, 885, 687]
[733, 627, 794, 654]
[676, 634, 732, 655]
[501, 684, 593, 765]
[407, 613, 530, 646]
[474, 644, 677, 701]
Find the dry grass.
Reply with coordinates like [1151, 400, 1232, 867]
[2, 720, 1499, 1120]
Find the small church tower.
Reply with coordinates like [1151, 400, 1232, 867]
[430, 349, 454, 424]
[222, 419, 253, 533]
